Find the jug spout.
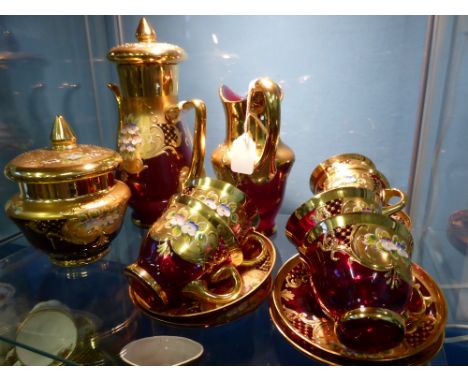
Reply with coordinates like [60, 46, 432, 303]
[219, 85, 247, 143]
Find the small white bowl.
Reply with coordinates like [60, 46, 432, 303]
[120, 336, 204, 366]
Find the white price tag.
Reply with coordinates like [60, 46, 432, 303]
[230, 133, 257, 175]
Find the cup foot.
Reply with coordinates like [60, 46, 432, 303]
[335, 307, 405, 353]
[49, 248, 110, 267]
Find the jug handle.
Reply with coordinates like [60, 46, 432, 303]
[248, 78, 281, 182]
[166, 99, 206, 189]
[107, 83, 123, 147]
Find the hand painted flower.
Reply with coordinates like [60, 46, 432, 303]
[127, 123, 138, 132]
[395, 242, 409, 258]
[132, 136, 142, 145]
[364, 233, 410, 259]
[182, 221, 199, 236]
[204, 198, 217, 209]
[170, 213, 187, 226]
[380, 237, 398, 252]
[216, 203, 231, 217]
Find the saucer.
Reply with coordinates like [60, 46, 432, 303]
[269, 306, 444, 366]
[15, 307, 78, 366]
[270, 255, 447, 365]
[129, 231, 276, 327]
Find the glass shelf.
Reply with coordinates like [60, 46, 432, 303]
[0, 213, 454, 366]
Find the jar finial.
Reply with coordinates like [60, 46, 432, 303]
[136, 17, 157, 43]
[50, 115, 77, 149]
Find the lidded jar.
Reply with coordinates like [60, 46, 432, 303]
[4, 115, 131, 266]
[107, 17, 206, 228]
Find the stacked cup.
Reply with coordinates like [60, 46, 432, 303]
[286, 153, 414, 353]
[125, 177, 268, 307]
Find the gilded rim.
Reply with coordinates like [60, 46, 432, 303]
[291, 187, 380, 221]
[129, 231, 276, 321]
[189, 177, 246, 204]
[336, 307, 406, 340]
[124, 263, 169, 305]
[309, 153, 377, 189]
[270, 254, 448, 362]
[304, 212, 413, 247]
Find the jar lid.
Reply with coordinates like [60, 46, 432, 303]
[107, 17, 187, 64]
[4, 115, 122, 182]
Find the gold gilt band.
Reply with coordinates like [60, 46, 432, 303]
[124, 263, 169, 306]
[19, 173, 115, 201]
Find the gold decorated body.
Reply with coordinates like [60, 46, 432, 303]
[6, 180, 130, 266]
[4, 115, 131, 266]
[107, 18, 206, 227]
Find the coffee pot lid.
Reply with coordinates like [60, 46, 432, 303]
[107, 17, 187, 64]
[4, 115, 122, 182]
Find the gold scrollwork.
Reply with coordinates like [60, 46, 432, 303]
[61, 203, 126, 245]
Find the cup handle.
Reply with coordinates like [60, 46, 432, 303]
[182, 265, 243, 304]
[239, 231, 268, 268]
[381, 188, 407, 216]
[166, 99, 207, 190]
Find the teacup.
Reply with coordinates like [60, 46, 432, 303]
[300, 213, 414, 352]
[185, 177, 260, 240]
[125, 194, 268, 306]
[286, 186, 407, 247]
[310, 153, 389, 194]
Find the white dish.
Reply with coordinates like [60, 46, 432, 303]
[120, 335, 204, 366]
[15, 308, 78, 366]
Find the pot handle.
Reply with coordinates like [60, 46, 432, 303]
[166, 99, 207, 190]
[381, 188, 407, 216]
[182, 265, 243, 304]
[107, 83, 123, 148]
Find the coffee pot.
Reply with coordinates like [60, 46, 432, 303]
[107, 17, 206, 227]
